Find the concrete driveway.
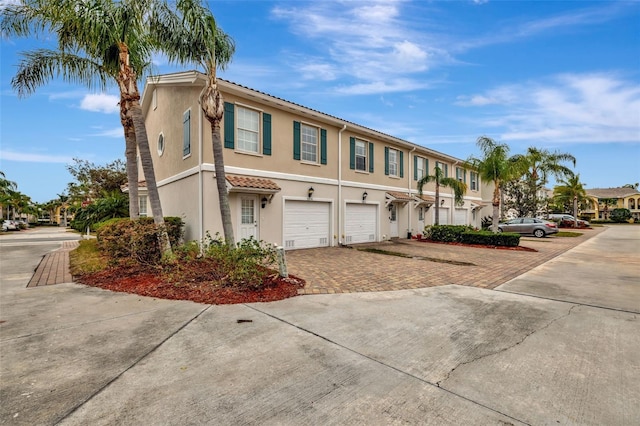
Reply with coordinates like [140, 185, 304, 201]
[1, 226, 638, 425]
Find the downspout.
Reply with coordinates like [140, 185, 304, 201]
[198, 87, 206, 245]
[408, 147, 416, 238]
[338, 124, 347, 246]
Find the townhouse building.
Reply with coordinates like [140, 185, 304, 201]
[584, 187, 640, 221]
[140, 71, 491, 249]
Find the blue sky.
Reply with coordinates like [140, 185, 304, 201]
[1, 0, 639, 203]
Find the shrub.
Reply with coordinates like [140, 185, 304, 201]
[461, 230, 520, 247]
[203, 233, 278, 290]
[424, 225, 474, 243]
[481, 216, 493, 230]
[610, 208, 632, 223]
[96, 217, 184, 265]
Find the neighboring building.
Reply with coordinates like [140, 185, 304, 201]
[584, 187, 640, 221]
[139, 71, 491, 249]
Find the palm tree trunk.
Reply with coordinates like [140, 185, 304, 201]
[201, 70, 234, 245]
[117, 42, 171, 256]
[121, 102, 139, 219]
[492, 183, 500, 232]
[573, 196, 578, 227]
[434, 184, 440, 225]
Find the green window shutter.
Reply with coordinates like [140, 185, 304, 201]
[262, 113, 271, 155]
[223, 102, 234, 149]
[349, 137, 355, 169]
[445, 164, 448, 178]
[426, 159, 429, 176]
[369, 142, 374, 173]
[183, 110, 191, 156]
[413, 156, 418, 181]
[293, 121, 301, 160]
[399, 151, 404, 178]
[320, 128, 327, 165]
[384, 147, 389, 175]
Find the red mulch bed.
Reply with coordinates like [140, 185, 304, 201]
[75, 262, 306, 305]
[418, 239, 538, 252]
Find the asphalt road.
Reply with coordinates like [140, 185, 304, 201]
[0, 226, 638, 425]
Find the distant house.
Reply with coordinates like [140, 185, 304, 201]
[138, 71, 492, 249]
[584, 187, 640, 221]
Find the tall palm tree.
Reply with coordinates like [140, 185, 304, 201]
[466, 136, 524, 232]
[2, 0, 171, 254]
[0, 171, 18, 219]
[512, 147, 576, 217]
[553, 175, 588, 227]
[152, 0, 236, 244]
[417, 165, 467, 225]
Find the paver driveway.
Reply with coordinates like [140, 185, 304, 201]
[288, 227, 606, 294]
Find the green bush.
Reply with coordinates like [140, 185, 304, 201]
[424, 225, 474, 242]
[96, 217, 184, 265]
[461, 230, 520, 247]
[203, 233, 278, 290]
[610, 208, 632, 223]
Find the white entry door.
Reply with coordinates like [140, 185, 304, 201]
[389, 204, 399, 238]
[239, 196, 259, 241]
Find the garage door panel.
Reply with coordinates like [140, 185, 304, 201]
[455, 209, 467, 225]
[284, 201, 330, 250]
[345, 203, 377, 244]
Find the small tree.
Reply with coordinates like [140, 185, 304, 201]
[417, 165, 466, 225]
[610, 208, 631, 223]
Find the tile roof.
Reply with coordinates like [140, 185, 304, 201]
[226, 176, 281, 191]
[386, 191, 413, 201]
[586, 187, 640, 198]
[414, 194, 436, 203]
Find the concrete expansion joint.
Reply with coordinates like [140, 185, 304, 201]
[436, 304, 578, 388]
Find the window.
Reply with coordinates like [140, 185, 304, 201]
[294, 121, 326, 164]
[301, 124, 318, 162]
[355, 140, 367, 171]
[152, 89, 157, 110]
[418, 207, 424, 221]
[183, 109, 191, 157]
[470, 172, 478, 191]
[241, 198, 254, 225]
[385, 147, 403, 177]
[157, 133, 165, 156]
[414, 156, 428, 180]
[139, 196, 147, 217]
[456, 167, 466, 183]
[436, 161, 448, 177]
[236, 106, 260, 153]
[388, 149, 398, 176]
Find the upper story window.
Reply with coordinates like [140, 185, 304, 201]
[470, 172, 478, 191]
[183, 109, 191, 157]
[385, 147, 403, 177]
[349, 137, 373, 173]
[223, 102, 272, 156]
[435, 161, 448, 177]
[301, 124, 318, 163]
[456, 167, 466, 183]
[414, 156, 428, 180]
[157, 133, 165, 156]
[293, 121, 327, 165]
[237, 106, 260, 153]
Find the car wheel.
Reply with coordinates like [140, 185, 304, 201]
[534, 229, 545, 238]
[497, 228, 503, 233]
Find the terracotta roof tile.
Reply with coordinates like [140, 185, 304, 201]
[414, 194, 435, 203]
[226, 176, 281, 191]
[586, 187, 640, 198]
[386, 191, 413, 201]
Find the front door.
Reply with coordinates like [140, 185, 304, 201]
[389, 204, 399, 238]
[239, 196, 259, 241]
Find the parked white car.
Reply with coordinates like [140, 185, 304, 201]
[2, 220, 18, 231]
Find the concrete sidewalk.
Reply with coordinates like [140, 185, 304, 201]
[1, 226, 638, 425]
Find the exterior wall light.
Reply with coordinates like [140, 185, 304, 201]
[362, 191, 368, 202]
[261, 196, 268, 208]
[441, 199, 446, 205]
[308, 186, 314, 199]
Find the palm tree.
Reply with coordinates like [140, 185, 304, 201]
[512, 147, 576, 217]
[553, 175, 588, 227]
[151, 0, 236, 244]
[417, 165, 467, 225]
[466, 136, 524, 232]
[2, 0, 170, 254]
[0, 171, 18, 219]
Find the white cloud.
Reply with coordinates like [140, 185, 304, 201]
[0, 149, 72, 164]
[90, 127, 124, 138]
[458, 72, 640, 144]
[80, 94, 119, 114]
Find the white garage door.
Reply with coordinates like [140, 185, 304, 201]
[284, 200, 330, 250]
[345, 203, 377, 244]
[454, 208, 467, 225]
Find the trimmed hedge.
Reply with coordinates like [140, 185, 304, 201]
[461, 230, 520, 247]
[424, 225, 474, 243]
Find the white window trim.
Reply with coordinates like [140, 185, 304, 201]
[416, 156, 427, 180]
[157, 132, 165, 157]
[355, 139, 368, 172]
[300, 122, 320, 164]
[388, 148, 399, 177]
[235, 105, 261, 155]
